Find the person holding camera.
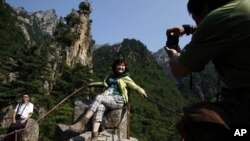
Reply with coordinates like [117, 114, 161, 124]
[5, 94, 34, 141]
[165, 0, 250, 140]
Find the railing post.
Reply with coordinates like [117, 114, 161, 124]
[14, 130, 17, 141]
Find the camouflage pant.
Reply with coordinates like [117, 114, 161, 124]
[89, 95, 124, 122]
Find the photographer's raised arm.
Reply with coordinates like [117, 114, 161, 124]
[165, 24, 196, 77]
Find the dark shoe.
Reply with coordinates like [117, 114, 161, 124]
[68, 116, 89, 133]
[90, 132, 99, 141]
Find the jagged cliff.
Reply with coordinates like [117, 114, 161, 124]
[15, 7, 58, 36]
[13, 7, 58, 45]
[12, 4, 93, 68]
[53, 2, 92, 67]
[65, 10, 92, 67]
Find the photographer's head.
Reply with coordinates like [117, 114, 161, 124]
[187, 0, 233, 24]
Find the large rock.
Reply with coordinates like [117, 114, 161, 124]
[22, 118, 39, 141]
[55, 123, 81, 141]
[102, 108, 129, 139]
[55, 103, 136, 141]
[0, 118, 39, 141]
[68, 131, 138, 141]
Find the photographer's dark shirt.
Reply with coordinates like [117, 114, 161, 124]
[179, 0, 250, 89]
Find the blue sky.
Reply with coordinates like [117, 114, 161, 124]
[6, 0, 194, 52]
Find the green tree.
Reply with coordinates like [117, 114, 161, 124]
[64, 12, 80, 26]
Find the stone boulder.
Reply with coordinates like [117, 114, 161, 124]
[0, 118, 39, 141]
[68, 131, 138, 141]
[55, 102, 135, 141]
[55, 123, 81, 141]
[22, 118, 39, 141]
[102, 108, 129, 139]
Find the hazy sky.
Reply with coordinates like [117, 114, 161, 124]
[6, 0, 195, 52]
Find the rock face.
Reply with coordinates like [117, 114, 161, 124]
[0, 105, 14, 128]
[68, 131, 138, 141]
[15, 7, 58, 36]
[32, 9, 58, 36]
[154, 48, 170, 64]
[55, 101, 137, 141]
[103, 108, 129, 140]
[22, 118, 39, 141]
[65, 11, 92, 67]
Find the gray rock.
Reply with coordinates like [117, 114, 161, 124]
[55, 103, 136, 141]
[22, 118, 39, 141]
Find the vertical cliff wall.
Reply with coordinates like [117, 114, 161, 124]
[65, 11, 92, 67]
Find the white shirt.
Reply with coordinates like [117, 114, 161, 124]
[14, 102, 34, 119]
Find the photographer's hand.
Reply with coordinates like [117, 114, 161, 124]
[165, 47, 180, 58]
[165, 47, 191, 77]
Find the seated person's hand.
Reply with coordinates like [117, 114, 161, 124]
[21, 119, 27, 124]
[12, 119, 16, 124]
[141, 92, 148, 98]
[88, 83, 92, 87]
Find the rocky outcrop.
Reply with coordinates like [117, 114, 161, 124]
[32, 9, 58, 36]
[55, 100, 136, 141]
[154, 48, 176, 82]
[0, 105, 14, 128]
[22, 118, 39, 141]
[15, 7, 58, 36]
[154, 48, 170, 64]
[65, 11, 92, 67]
[68, 131, 138, 141]
[102, 108, 129, 139]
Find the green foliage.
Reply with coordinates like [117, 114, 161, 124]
[53, 63, 92, 95]
[26, 61, 92, 141]
[0, 3, 50, 106]
[93, 38, 188, 141]
[54, 26, 79, 46]
[64, 12, 80, 26]
[79, 1, 91, 13]
[39, 102, 73, 140]
[26, 19, 52, 45]
[0, 44, 51, 106]
[0, 4, 25, 48]
[0, 127, 8, 135]
[38, 63, 92, 140]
